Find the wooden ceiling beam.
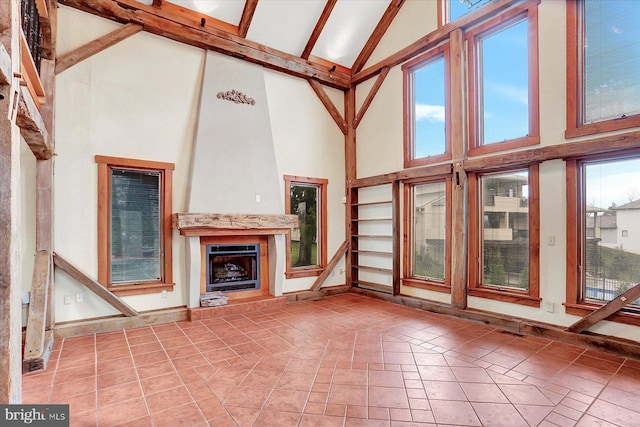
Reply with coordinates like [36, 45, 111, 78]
[59, 0, 351, 90]
[301, 0, 336, 60]
[308, 80, 347, 135]
[238, 0, 258, 38]
[352, 0, 405, 74]
[354, 66, 390, 129]
[352, 0, 522, 85]
[55, 23, 142, 74]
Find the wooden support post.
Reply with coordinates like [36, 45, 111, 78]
[567, 284, 640, 334]
[23, 251, 53, 373]
[449, 28, 467, 309]
[0, 0, 23, 403]
[345, 87, 357, 288]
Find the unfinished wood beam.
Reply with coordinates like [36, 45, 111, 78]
[238, 0, 258, 38]
[53, 253, 140, 317]
[309, 80, 347, 134]
[352, 0, 524, 85]
[152, 0, 162, 7]
[16, 86, 52, 159]
[23, 251, 53, 372]
[173, 213, 298, 231]
[55, 23, 142, 74]
[310, 240, 348, 291]
[59, 0, 351, 90]
[354, 66, 389, 129]
[567, 284, 640, 333]
[0, 0, 22, 402]
[301, 0, 336, 59]
[352, 0, 405, 74]
[349, 163, 452, 188]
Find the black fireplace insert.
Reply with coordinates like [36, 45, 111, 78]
[206, 244, 260, 292]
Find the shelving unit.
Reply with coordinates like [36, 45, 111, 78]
[349, 182, 400, 295]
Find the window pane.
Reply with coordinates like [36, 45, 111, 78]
[449, 0, 491, 22]
[110, 169, 161, 284]
[584, 1, 640, 123]
[480, 19, 529, 144]
[290, 184, 319, 268]
[412, 182, 446, 281]
[584, 158, 640, 306]
[481, 170, 529, 289]
[414, 56, 446, 158]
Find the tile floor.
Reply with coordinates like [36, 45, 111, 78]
[22, 293, 640, 426]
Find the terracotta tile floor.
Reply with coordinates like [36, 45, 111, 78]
[22, 293, 640, 426]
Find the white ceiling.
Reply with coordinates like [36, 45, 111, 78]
[161, 0, 393, 68]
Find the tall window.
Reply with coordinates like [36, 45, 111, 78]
[439, 0, 492, 26]
[403, 179, 451, 293]
[467, 6, 539, 155]
[402, 45, 451, 168]
[566, 0, 640, 138]
[284, 175, 327, 279]
[468, 165, 540, 306]
[566, 154, 640, 322]
[96, 156, 174, 296]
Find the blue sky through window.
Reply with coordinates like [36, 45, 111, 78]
[414, 56, 446, 158]
[450, 0, 491, 22]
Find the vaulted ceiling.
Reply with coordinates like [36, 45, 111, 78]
[58, 0, 408, 90]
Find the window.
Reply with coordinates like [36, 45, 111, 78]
[403, 179, 451, 292]
[96, 156, 174, 296]
[467, 5, 539, 155]
[468, 165, 540, 306]
[402, 45, 451, 168]
[284, 175, 328, 279]
[566, 1, 640, 138]
[566, 154, 640, 323]
[439, 0, 492, 26]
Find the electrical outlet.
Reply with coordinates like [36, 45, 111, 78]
[64, 295, 72, 305]
[544, 301, 555, 313]
[161, 290, 167, 298]
[76, 293, 84, 303]
[547, 235, 556, 246]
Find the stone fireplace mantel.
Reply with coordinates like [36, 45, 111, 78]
[174, 213, 297, 308]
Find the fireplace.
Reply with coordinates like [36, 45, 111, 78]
[206, 243, 260, 292]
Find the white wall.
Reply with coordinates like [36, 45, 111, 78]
[54, 6, 347, 322]
[355, 0, 640, 341]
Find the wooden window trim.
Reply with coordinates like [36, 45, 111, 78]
[565, 150, 640, 326]
[402, 177, 452, 294]
[466, 5, 540, 157]
[565, 0, 640, 139]
[468, 164, 540, 307]
[402, 44, 452, 169]
[284, 175, 328, 279]
[96, 155, 174, 296]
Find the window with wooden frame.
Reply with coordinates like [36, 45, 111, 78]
[566, 1, 640, 138]
[402, 44, 451, 168]
[403, 178, 452, 293]
[468, 165, 540, 306]
[566, 152, 640, 325]
[466, 4, 539, 156]
[284, 175, 328, 279]
[96, 156, 174, 296]
[438, 0, 492, 27]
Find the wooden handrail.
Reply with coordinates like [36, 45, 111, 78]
[310, 240, 349, 292]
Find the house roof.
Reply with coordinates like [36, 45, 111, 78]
[614, 199, 640, 210]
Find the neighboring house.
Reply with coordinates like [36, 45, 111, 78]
[614, 199, 640, 254]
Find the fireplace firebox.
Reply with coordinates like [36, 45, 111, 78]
[206, 244, 260, 292]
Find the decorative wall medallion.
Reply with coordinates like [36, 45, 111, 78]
[216, 90, 256, 106]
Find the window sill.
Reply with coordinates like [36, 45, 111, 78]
[402, 278, 450, 294]
[404, 153, 452, 169]
[565, 303, 640, 327]
[468, 287, 541, 307]
[285, 268, 323, 279]
[468, 135, 539, 157]
[108, 282, 175, 297]
[565, 116, 640, 139]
